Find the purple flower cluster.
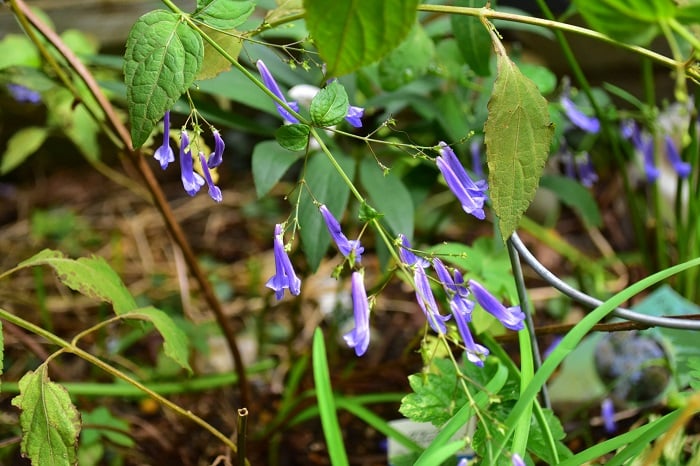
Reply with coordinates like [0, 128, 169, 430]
[562, 149, 598, 187]
[266, 224, 302, 300]
[621, 119, 690, 181]
[398, 235, 525, 366]
[153, 111, 225, 202]
[561, 96, 600, 134]
[256, 60, 364, 128]
[7, 83, 41, 104]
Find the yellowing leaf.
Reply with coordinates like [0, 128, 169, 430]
[484, 34, 554, 242]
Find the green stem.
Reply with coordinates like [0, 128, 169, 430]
[416, 4, 699, 81]
[0, 307, 248, 464]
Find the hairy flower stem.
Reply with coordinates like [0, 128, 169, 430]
[8, 0, 251, 412]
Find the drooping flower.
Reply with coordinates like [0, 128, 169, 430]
[468, 279, 525, 331]
[561, 96, 600, 133]
[576, 152, 598, 187]
[601, 398, 617, 433]
[470, 138, 485, 178]
[398, 234, 429, 268]
[436, 142, 489, 220]
[414, 266, 451, 334]
[198, 152, 222, 203]
[319, 205, 364, 263]
[343, 271, 371, 356]
[266, 224, 301, 300]
[256, 60, 300, 124]
[179, 130, 204, 196]
[154, 111, 175, 170]
[433, 259, 488, 366]
[511, 453, 526, 466]
[664, 135, 691, 178]
[207, 129, 225, 169]
[621, 120, 659, 182]
[7, 83, 41, 104]
[345, 105, 364, 128]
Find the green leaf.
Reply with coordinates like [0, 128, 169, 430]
[196, 26, 243, 80]
[309, 80, 349, 127]
[572, 0, 675, 45]
[0, 320, 3, 392]
[676, 3, 700, 24]
[312, 329, 349, 466]
[451, 0, 492, 77]
[12, 366, 81, 466]
[378, 24, 435, 91]
[298, 151, 355, 271]
[484, 47, 554, 243]
[527, 408, 572, 464]
[275, 124, 310, 151]
[0, 34, 41, 69]
[18, 249, 138, 315]
[252, 140, 304, 197]
[120, 307, 192, 374]
[399, 358, 467, 426]
[192, 0, 255, 29]
[539, 175, 602, 227]
[360, 158, 414, 241]
[1, 127, 49, 174]
[124, 10, 203, 148]
[304, 0, 421, 77]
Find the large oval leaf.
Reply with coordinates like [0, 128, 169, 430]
[124, 10, 203, 148]
[304, 0, 420, 77]
[484, 46, 554, 242]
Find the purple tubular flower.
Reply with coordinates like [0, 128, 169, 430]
[622, 121, 659, 183]
[266, 224, 301, 300]
[436, 142, 488, 220]
[664, 135, 691, 178]
[576, 152, 598, 187]
[561, 96, 600, 133]
[256, 60, 300, 124]
[319, 205, 364, 263]
[198, 152, 223, 203]
[398, 234, 429, 268]
[345, 105, 364, 128]
[601, 398, 617, 433]
[468, 279, 525, 331]
[512, 453, 526, 466]
[7, 83, 41, 103]
[470, 138, 484, 178]
[207, 129, 225, 169]
[414, 267, 450, 334]
[179, 130, 204, 196]
[433, 259, 487, 366]
[154, 111, 175, 169]
[343, 271, 371, 356]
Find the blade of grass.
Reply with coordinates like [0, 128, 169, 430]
[312, 328, 349, 466]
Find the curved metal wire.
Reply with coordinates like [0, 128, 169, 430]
[510, 232, 700, 331]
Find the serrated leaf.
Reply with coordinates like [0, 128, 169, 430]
[359, 158, 414, 241]
[451, 0, 492, 77]
[193, 0, 255, 29]
[399, 359, 467, 426]
[18, 249, 138, 315]
[309, 81, 349, 127]
[275, 124, 310, 151]
[484, 49, 554, 243]
[120, 307, 192, 373]
[298, 151, 355, 271]
[527, 408, 573, 464]
[124, 10, 203, 148]
[304, 0, 421, 77]
[378, 24, 435, 91]
[572, 0, 675, 46]
[539, 175, 602, 227]
[1, 127, 49, 174]
[252, 140, 304, 197]
[12, 366, 81, 466]
[196, 26, 243, 80]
